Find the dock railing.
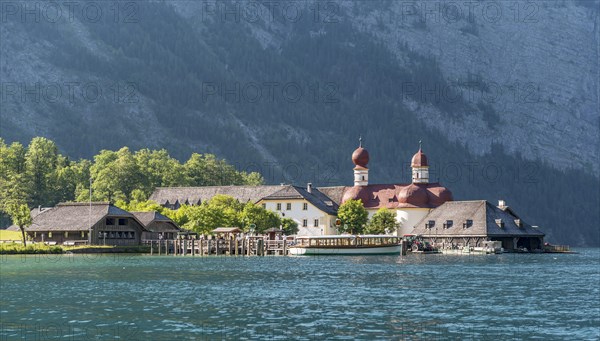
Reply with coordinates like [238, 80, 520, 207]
[143, 238, 292, 256]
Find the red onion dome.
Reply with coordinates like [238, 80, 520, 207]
[411, 147, 428, 167]
[352, 147, 369, 168]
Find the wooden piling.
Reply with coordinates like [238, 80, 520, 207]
[257, 239, 264, 256]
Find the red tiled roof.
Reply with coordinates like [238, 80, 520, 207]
[341, 183, 453, 209]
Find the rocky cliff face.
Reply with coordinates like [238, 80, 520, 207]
[1, 0, 598, 245]
[343, 0, 599, 174]
[1, 0, 597, 175]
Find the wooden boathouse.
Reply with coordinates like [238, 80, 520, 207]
[411, 200, 545, 252]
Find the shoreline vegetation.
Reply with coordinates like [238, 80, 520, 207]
[0, 137, 302, 243]
[0, 242, 150, 255]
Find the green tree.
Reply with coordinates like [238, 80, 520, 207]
[242, 172, 264, 186]
[54, 158, 91, 204]
[207, 194, 242, 227]
[182, 203, 227, 234]
[114, 198, 166, 214]
[0, 143, 29, 207]
[90, 148, 143, 202]
[337, 199, 368, 234]
[240, 202, 280, 234]
[4, 201, 32, 246]
[281, 217, 299, 235]
[163, 204, 192, 227]
[24, 137, 59, 206]
[365, 208, 398, 235]
[184, 153, 261, 186]
[134, 148, 186, 196]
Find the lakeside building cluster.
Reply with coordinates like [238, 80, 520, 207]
[8, 142, 545, 251]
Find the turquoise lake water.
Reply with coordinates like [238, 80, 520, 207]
[1, 249, 599, 340]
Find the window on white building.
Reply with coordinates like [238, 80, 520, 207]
[276, 203, 282, 210]
[302, 219, 308, 227]
[262, 203, 266, 209]
[303, 203, 308, 210]
[286, 203, 291, 210]
[313, 219, 319, 227]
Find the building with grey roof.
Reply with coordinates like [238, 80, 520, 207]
[412, 200, 545, 251]
[132, 211, 181, 240]
[149, 185, 284, 209]
[9, 202, 148, 245]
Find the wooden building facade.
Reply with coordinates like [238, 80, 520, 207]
[11, 202, 148, 246]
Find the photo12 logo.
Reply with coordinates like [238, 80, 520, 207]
[391, 1, 540, 24]
[0, 1, 138, 24]
[202, 81, 339, 104]
[1, 81, 139, 104]
[200, 1, 341, 24]
[399, 81, 541, 104]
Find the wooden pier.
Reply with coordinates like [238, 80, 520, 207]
[143, 237, 290, 256]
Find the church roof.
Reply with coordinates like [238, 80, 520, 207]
[341, 183, 453, 209]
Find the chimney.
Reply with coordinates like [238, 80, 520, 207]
[38, 205, 42, 212]
[307, 183, 312, 193]
[498, 200, 506, 208]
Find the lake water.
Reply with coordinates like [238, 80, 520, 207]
[1, 249, 599, 340]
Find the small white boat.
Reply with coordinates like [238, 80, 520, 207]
[288, 235, 401, 256]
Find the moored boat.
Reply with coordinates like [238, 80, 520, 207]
[288, 235, 401, 256]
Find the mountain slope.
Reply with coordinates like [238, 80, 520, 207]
[0, 0, 598, 245]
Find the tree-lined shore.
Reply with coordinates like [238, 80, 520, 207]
[0, 137, 278, 239]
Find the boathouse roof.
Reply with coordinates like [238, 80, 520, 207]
[12, 202, 148, 232]
[412, 200, 544, 237]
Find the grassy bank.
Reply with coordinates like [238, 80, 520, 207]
[0, 242, 62, 254]
[0, 242, 150, 254]
[0, 230, 23, 241]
